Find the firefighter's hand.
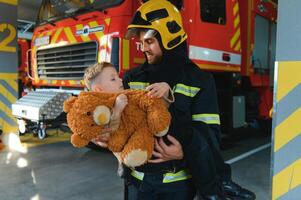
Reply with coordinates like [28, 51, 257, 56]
[148, 135, 183, 163]
[91, 130, 111, 148]
[146, 82, 170, 98]
[114, 94, 128, 115]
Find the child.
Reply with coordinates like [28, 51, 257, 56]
[84, 62, 128, 146]
[83, 62, 173, 174]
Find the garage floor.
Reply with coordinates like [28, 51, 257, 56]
[0, 142, 123, 200]
[0, 128, 271, 200]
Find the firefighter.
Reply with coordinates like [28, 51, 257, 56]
[122, 0, 221, 199]
[123, 0, 256, 200]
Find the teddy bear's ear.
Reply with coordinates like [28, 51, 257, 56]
[93, 105, 111, 125]
[63, 96, 77, 113]
[70, 134, 89, 148]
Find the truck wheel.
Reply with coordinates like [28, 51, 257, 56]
[37, 123, 47, 139]
[37, 127, 46, 140]
[17, 119, 27, 135]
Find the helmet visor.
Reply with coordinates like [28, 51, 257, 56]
[125, 28, 158, 40]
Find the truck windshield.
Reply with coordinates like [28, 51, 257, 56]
[37, 0, 124, 24]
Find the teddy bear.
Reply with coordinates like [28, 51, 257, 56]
[63, 90, 171, 167]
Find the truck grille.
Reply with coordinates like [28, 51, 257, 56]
[36, 41, 97, 80]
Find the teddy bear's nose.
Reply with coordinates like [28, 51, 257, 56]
[93, 105, 111, 125]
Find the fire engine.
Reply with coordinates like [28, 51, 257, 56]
[13, 0, 277, 137]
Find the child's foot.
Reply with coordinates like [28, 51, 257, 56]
[117, 163, 124, 177]
[123, 149, 147, 167]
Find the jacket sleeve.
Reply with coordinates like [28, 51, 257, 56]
[191, 73, 222, 147]
[122, 65, 145, 90]
[122, 72, 131, 89]
[171, 79, 220, 193]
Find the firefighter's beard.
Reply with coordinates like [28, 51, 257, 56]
[145, 52, 162, 65]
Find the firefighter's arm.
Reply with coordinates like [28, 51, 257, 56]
[191, 74, 222, 145]
[146, 82, 174, 101]
[148, 135, 184, 163]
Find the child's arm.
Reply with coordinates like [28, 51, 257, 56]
[109, 94, 128, 131]
[92, 94, 128, 148]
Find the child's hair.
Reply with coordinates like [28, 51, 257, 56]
[83, 62, 114, 90]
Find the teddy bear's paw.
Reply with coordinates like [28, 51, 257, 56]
[123, 149, 148, 167]
[155, 126, 169, 137]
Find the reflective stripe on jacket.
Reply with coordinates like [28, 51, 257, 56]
[131, 169, 192, 183]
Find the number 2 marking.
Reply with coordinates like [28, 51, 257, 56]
[0, 23, 17, 53]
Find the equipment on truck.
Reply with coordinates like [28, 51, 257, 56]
[12, 90, 71, 139]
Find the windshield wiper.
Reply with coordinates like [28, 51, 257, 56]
[74, 4, 94, 15]
[67, 14, 78, 21]
[63, 6, 93, 20]
[40, 19, 56, 27]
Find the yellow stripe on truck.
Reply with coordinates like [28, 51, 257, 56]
[51, 28, 63, 44]
[122, 39, 130, 70]
[64, 27, 77, 44]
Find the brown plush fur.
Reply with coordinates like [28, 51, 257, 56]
[0, 143, 4, 151]
[0, 138, 4, 151]
[64, 90, 171, 167]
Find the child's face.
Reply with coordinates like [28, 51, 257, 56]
[93, 67, 124, 92]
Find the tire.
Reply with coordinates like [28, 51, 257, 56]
[37, 122, 47, 140]
[17, 119, 27, 135]
[37, 127, 46, 140]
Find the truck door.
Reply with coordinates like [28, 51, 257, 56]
[187, 0, 241, 72]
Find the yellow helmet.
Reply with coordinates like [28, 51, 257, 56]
[127, 0, 187, 50]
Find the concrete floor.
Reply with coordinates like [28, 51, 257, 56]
[230, 148, 271, 200]
[0, 130, 271, 200]
[0, 142, 123, 200]
[222, 128, 271, 200]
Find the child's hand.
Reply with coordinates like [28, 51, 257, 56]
[114, 94, 128, 114]
[146, 82, 170, 98]
[91, 132, 110, 148]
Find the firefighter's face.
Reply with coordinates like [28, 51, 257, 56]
[92, 66, 124, 93]
[139, 31, 163, 64]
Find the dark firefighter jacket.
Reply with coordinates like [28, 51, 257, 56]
[122, 41, 222, 194]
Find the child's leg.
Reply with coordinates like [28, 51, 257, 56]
[113, 152, 124, 177]
[120, 128, 154, 168]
